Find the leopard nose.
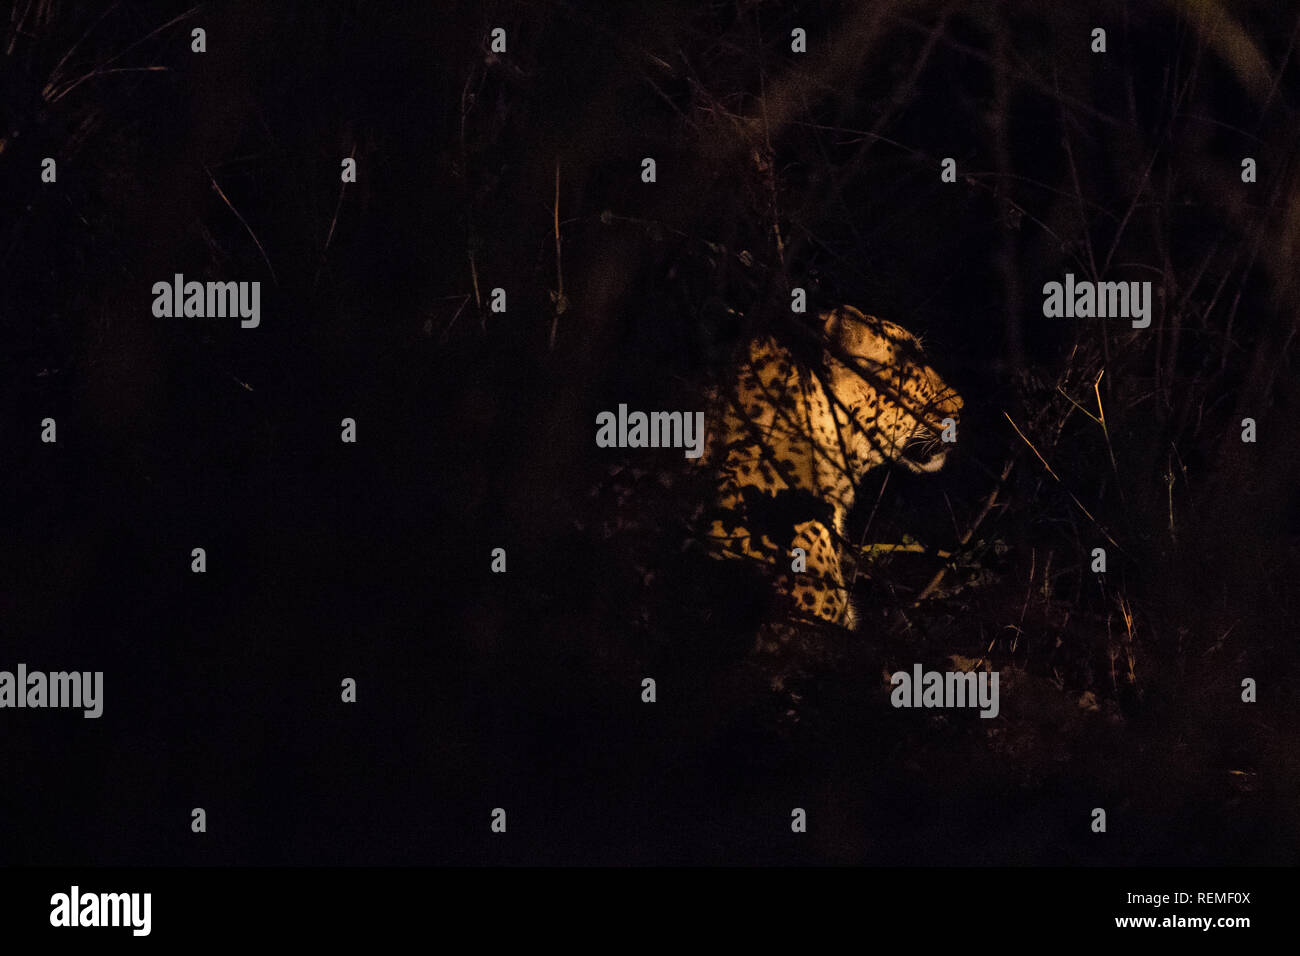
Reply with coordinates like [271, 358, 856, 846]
[924, 395, 961, 433]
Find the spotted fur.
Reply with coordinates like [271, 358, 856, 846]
[702, 306, 963, 628]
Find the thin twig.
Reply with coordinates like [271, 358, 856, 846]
[1093, 369, 1124, 505]
[51, 66, 168, 103]
[315, 142, 354, 289]
[912, 458, 1014, 606]
[204, 163, 278, 285]
[550, 159, 564, 351]
[468, 251, 483, 330]
[1004, 411, 1123, 552]
[48, 3, 203, 102]
[43, 1, 120, 86]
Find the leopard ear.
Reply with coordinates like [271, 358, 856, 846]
[822, 305, 870, 351]
[820, 307, 840, 344]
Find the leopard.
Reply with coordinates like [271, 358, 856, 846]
[700, 305, 963, 631]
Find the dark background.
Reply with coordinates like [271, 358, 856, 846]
[1, 0, 1297, 864]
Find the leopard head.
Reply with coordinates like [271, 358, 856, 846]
[822, 306, 963, 477]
